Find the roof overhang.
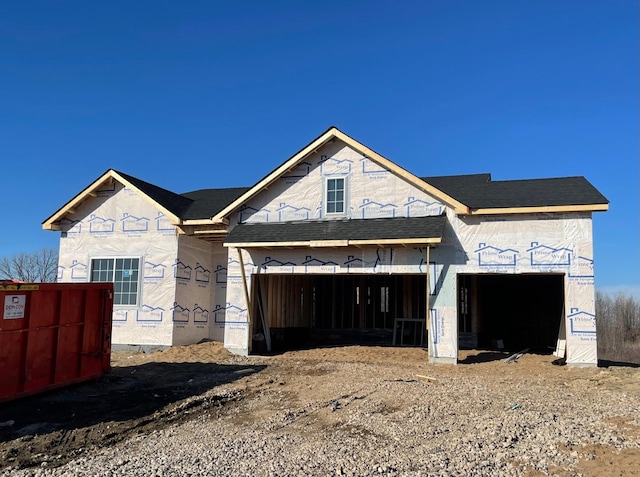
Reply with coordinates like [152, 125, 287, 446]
[223, 215, 446, 249]
[465, 203, 609, 216]
[42, 169, 183, 231]
[225, 237, 442, 249]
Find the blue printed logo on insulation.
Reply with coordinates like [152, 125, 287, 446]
[193, 304, 209, 323]
[113, 309, 134, 322]
[281, 161, 311, 180]
[568, 308, 596, 335]
[213, 303, 248, 324]
[239, 205, 270, 224]
[569, 256, 594, 279]
[171, 303, 190, 323]
[261, 257, 296, 273]
[475, 243, 518, 267]
[174, 260, 192, 281]
[60, 218, 82, 235]
[70, 260, 88, 279]
[277, 202, 310, 222]
[360, 157, 388, 176]
[359, 199, 397, 219]
[195, 263, 211, 284]
[527, 242, 572, 267]
[121, 213, 149, 233]
[303, 256, 338, 273]
[404, 197, 444, 217]
[318, 155, 352, 175]
[227, 257, 255, 278]
[144, 261, 166, 279]
[215, 265, 227, 287]
[156, 212, 175, 232]
[138, 305, 164, 322]
[88, 214, 115, 234]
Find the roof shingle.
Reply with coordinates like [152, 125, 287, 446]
[422, 175, 608, 209]
[224, 215, 447, 245]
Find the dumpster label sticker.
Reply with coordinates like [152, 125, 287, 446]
[3, 295, 26, 319]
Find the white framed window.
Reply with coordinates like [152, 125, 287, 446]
[90, 257, 140, 306]
[325, 176, 347, 215]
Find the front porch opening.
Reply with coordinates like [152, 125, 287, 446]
[251, 274, 427, 352]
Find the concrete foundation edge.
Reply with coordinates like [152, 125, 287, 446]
[429, 356, 458, 365]
[226, 346, 249, 357]
[111, 344, 169, 354]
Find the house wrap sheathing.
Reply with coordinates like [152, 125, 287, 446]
[43, 127, 608, 365]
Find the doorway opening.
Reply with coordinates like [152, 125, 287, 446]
[457, 273, 564, 353]
[251, 274, 427, 351]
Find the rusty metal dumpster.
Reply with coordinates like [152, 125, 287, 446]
[0, 282, 113, 402]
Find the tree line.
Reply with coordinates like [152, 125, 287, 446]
[0, 249, 58, 283]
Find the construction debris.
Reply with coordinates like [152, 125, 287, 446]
[505, 349, 529, 364]
[415, 375, 438, 382]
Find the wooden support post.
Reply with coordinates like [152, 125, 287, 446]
[237, 248, 253, 352]
[255, 266, 272, 352]
[425, 245, 431, 342]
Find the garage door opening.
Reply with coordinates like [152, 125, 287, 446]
[251, 274, 427, 352]
[458, 274, 564, 353]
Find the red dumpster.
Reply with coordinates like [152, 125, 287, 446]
[0, 282, 113, 402]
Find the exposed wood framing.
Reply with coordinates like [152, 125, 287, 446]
[254, 266, 272, 352]
[425, 245, 431, 336]
[225, 237, 442, 249]
[182, 218, 229, 226]
[177, 223, 230, 241]
[467, 204, 609, 215]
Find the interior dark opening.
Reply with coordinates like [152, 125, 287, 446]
[458, 274, 564, 353]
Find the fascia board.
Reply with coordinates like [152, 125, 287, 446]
[182, 218, 229, 226]
[43, 170, 115, 230]
[223, 237, 442, 249]
[466, 204, 609, 216]
[348, 237, 442, 246]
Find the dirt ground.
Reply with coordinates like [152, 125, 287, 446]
[0, 342, 638, 476]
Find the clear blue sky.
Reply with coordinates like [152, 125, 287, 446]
[1, 1, 637, 296]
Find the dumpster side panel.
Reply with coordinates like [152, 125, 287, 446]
[0, 283, 113, 402]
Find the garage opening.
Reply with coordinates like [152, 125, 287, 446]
[458, 273, 564, 353]
[251, 274, 427, 352]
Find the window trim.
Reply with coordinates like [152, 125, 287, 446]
[89, 256, 142, 307]
[323, 174, 349, 217]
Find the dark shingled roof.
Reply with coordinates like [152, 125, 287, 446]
[180, 187, 251, 220]
[422, 174, 608, 209]
[421, 173, 492, 190]
[115, 170, 193, 218]
[225, 215, 447, 244]
[115, 167, 608, 223]
[115, 170, 250, 220]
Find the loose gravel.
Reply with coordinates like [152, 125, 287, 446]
[1, 345, 638, 477]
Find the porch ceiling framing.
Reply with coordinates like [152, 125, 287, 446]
[224, 237, 441, 249]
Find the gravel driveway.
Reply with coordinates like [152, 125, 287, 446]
[1, 343, 638, 476]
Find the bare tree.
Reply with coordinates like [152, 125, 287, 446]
[596, 290, 640, 364]
[0, 249, 59, 283]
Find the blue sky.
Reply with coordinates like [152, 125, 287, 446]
[0, 1, 637, 295]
